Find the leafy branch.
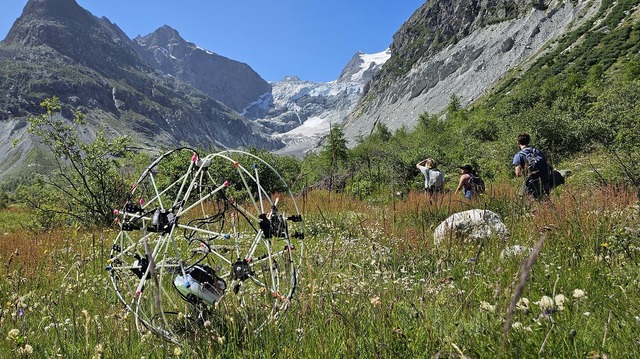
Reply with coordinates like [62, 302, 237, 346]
[23, 97, 133, 228]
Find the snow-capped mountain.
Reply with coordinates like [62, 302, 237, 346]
[337, 50, 392, 84]
[243, 49, 391, 156]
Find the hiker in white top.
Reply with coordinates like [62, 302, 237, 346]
[416, 157, 444, 195]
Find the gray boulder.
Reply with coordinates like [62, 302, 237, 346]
[434, 209, 509, 245]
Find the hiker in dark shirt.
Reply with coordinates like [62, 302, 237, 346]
[512, 133, 550, 200]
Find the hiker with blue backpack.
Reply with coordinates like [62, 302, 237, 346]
[416, 157, 445, 195]
[513, 133, 550, 200]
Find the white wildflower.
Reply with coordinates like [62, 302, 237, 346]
[480, 301, 496, 313]
[537, 296, 554, 311]
[572, 289, 586, 299]
[554, 294, 566, 311]
[516, 297, 530, 311]
[512, 322, 533, 332]
[6, 328, 19, 341]
[370, 296, 381, 307]
[23, 344, 33, 354]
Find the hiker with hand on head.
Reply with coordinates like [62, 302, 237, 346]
[454, 164, 479, 199]
[416, 157, 444, 195]
[513, 133, 550, 200]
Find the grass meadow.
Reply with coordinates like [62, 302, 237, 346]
[1, 181, 639, 358]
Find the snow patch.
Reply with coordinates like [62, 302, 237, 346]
[349, 49, 391, 82]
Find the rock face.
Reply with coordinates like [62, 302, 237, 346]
[0, 0, 280, 180]
[433, 209, 509, 245]
[134, 25, 271, 114]
[343, 0, 601, 144]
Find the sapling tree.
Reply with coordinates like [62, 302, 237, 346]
[22, 96, 132, 228]
[319, 124, 350, 191]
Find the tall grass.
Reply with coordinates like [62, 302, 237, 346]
[1, 183, 638, 357]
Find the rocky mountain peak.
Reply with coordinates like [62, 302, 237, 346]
[2, 0, 149, 80]
[247, 49, 391, 157]
[134, 25, 271, 113]
[337, 49, 390, 84]
[136, 25, 183, 47]
[3, 0, 94, 47]
[20, 0, 86, 23]
[281, 75, 303, 82]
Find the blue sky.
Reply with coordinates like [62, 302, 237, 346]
[0, 1, 425, 83]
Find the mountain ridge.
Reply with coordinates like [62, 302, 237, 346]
[134, 25, 272, 114]
[0, 0, 281, 180]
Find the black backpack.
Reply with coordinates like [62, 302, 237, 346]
[469, 174, 485, 194]
[520, 147, 548, 180]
